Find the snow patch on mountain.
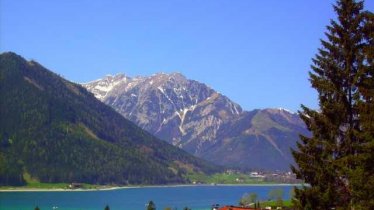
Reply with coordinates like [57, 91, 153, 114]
[277, 107, 295, 114]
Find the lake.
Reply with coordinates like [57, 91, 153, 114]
[0, 185, 297, 210]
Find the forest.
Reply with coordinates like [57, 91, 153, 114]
[0, 52, 219, 186]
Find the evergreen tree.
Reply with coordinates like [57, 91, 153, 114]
[147, 201, 156, 210]
[34, 206, 40, 210]
[104, 205, 110, 210]
[268, 188, 283, 202]
[239, 192, 258, 206]
[291, 0, 373, 209]
[353, 5, 374, 208]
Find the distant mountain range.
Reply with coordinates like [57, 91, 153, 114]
[83, 73, 309, 171]
[0, 52, 218, 186]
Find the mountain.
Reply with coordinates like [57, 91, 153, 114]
[83, 73, 308, 171]
[201, 108, 307, 170]
[0, 52, 218, 186]
[83, 73, 242, 152]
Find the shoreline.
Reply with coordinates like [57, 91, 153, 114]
[0, 183, 303, 192]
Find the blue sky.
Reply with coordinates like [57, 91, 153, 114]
[1, 0, 373, 112]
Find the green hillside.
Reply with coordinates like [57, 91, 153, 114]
[0, 52, 218, 186]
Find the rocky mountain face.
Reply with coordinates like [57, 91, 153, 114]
[83, 73, 308, 171]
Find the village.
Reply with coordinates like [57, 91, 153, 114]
[219, 170, 301, 184]
[212, 204, 288, 210]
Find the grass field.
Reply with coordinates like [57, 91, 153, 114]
[0, 172, 101, 190]
[0, 171, 283, 190]
[185, 172, 275, 184]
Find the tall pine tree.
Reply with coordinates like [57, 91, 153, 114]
[291, 0, 373, 209]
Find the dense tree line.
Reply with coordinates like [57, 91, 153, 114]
[0, 52, 219, 186]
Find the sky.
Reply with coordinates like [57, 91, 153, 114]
[1, 0, 373, 112]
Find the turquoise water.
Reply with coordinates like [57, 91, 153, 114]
[0, 185, 296, 210]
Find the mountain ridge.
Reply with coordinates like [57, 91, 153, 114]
[83, 72, 308, 171]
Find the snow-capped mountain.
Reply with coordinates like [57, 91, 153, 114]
[83, 73, 242, 152]
[83, 73, 308, 171]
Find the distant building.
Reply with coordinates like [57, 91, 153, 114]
[217, 205, 260, 210]
[68, 183, 83, 189]
[235, 178, 244, 183]
[250, 172, 265, 178]
[250, 172, 259, 176]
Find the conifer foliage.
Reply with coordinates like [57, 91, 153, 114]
[291, 0, 373, 209]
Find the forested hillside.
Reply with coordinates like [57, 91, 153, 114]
[0, 52, 218, 186]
